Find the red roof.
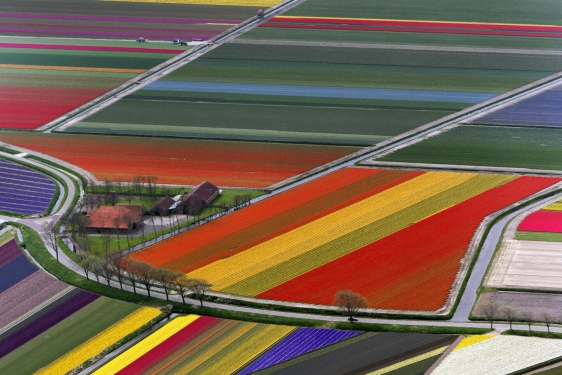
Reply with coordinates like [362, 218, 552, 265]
[85, 204, 144, 230]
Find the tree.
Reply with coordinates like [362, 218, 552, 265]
[233, 194, 243, 208]
[108, 253, 127, 290]
[482, 301, 499, 330]
[152, 268, 182, 301]
[502, 306, 517, 331]
[99, 259, 114, 287]
[76, 236, 92, 255]
[121, 258, 139, 294]
[188, 279, 212, 307]
[44, 229, 60, 263]
[76, 252, 94, 279]
[134, 261, 156, 298]
[132, 175, 143, 199]
[103, 178, 114, 196]
[146, 176, 158, 198]
[90, 257, 104, 284]
[543, 313, 553, 334]
[172, 274, 192, 304]
[332, 290, 367, 322]
[521, 311, 533, 332]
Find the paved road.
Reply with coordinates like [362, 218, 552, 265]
[451, 193, 562, 321]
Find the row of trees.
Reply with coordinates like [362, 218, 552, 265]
[482, 301, 555, 332]
[76, 253, 212, 306]
[101, 175, 161, 199]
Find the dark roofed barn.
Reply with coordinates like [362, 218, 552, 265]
[180, 181, 220, 214]
[148, 196, 176, 216]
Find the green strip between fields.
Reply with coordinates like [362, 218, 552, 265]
[70, 122, 390, 144]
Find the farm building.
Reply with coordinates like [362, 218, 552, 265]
[148, 196, 176, 216]
[85, 204, 145, 233]
[180, 181, 220, 214]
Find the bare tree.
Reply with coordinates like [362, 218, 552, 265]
[482, 301, 499, 330]
[134, 261, 156, 298]
[44, 229, 60, 262]
[103, 178, 114, 196]
[188, 279, 212, 307]
[101, 233, 112, 257]
[108, 253, 127, 290]
[115, 177, 123, 195]
[152, 268, 182, 301]
[146, 176, 158, 198]
[332, 290, 368, 322]
[76, 252, 94, 279]
[124, 213, 135, 248]
[76, 236, 92, 255]
[172, 274, 192, 304]
[521, 311, 533, 332]
[502, 306, 517, 331]
[121, 258, 139, 294]
[132, 175, 143, 199]
[90, 257, 104, 284]
[543, 313, 553, 334]
[99, 259, 114, 287]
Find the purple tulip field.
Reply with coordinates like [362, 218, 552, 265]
[0, 158, 56, 215]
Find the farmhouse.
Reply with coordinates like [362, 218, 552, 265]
[148, 196, 176, 216]
[180, 181, 220, 214]
[85, 204, 145, 233]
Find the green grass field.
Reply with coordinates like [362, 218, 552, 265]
[282, 0, 562, 24]
[380, 125, 562, 171]
[70, 99, 448, 145]
[515, 231, 562, 242]
[0, 297, 139, 375]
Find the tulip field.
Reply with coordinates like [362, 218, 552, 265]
[129, 167, 560, 311]
[0, 38, 186, 130]
[434, 335, 562, 375]
[517, 200, 562, 242]
[0, 237, 162, 375]
[94, 314, 455, 374]
[0, 0, 260, 41]
[0, 132, 359, 188]
[67, 0, 562, 146]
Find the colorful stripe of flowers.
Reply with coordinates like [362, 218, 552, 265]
[0, 290, 99, 358]
[0, 43, 183, 54]
[35, 307, 161, 375]
[101, 0, 281, 6]
[454, 334, 497, 351]
[0, 64, 145, 73]
[518, 210, 562, 233]
[188, 172, 511, 293]
[367, 346, 449, 375]
[261, 16, 562, 38]
[93, 314, 201, 374]
[239, 327, 361, 374]
[259, 176, 558, 310]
